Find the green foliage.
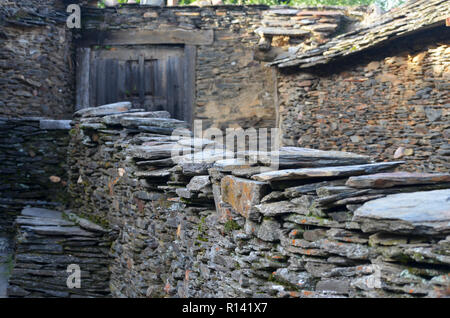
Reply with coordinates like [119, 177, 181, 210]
[224, 219, 241, 233]
[98, 0, 141, 8]
[196, 216, 209, 243]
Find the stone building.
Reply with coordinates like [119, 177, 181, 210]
[0, 0, 449, 299]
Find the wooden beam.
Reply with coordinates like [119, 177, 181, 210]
[77, 29, 214, 47]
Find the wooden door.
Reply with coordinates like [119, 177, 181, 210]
[76, 45, 195, 124]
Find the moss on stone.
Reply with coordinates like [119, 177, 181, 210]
[224, 219, 241, 234]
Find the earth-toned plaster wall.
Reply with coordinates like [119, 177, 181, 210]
[277, 27, 450, 172]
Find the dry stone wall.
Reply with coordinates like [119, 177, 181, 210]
[277, 27, 450, 173]
[67, 103, 450, 298]
[0, 117, 71, 203]
[0, 0, 74, 118]
[0, 117, 72, 294]
[8, 206, 113, 298]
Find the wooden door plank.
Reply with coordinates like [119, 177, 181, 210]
[117, 61, 126, 101]
[75, 47, 91, 110]
[139, 55, 145, 109]
[96, 59, 106, 106]
[89, 50, 97, 108]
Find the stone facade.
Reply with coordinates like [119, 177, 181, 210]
[278, 27, 450, 172]
[79, 5, 355, 130]
[0, 0, 74, 118]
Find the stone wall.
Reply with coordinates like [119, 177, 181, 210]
[80, 5, 356, 130]
[0, 116, 71, 276]
[0, 118, 71, 203]
[67, 104, 450, 298]
[277, 27, 450, 172]
[0, 0, 74, 118]
[7, 206, 113, 298]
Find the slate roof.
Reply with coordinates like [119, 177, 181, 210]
[270, 0, 450, 69]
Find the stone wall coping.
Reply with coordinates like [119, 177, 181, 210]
[0, 117, 72, 130]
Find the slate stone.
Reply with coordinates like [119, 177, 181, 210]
[273, 268, 315, 289]
[186, 176, 211, 192]
[127, 144, 189, 160]
[74, 102, 132, 118]
[316, 279, 350, 294]
[252, 161, 404, 182]
[21, 207, 63, 219]
[221, 175, 270, 219]
[23, 226, 96, 237]
[102, 111, 171, 125]
[353, 189, 450, 235]
[134, 169, 171, 178]
[346, 172, 450, 189]
[16, 217, 73, 227]
[255, 201, 307, 216]
[119, 117, 188, 129]
[261, 147, 371, 168]
[39, 120, 72, 130]
[256, 218, 281, 242]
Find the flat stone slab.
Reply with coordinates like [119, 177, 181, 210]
[221, 175, 270, 219]
[134, 169, 171, 178]
[255, 200, 308, 216]
[16, 217, 73, 227]
[39, 120, 72, 130]
[102, 111, 171, 125]
[186, 176, 211, 192]
[174, 149, 234, 165]
[255, 27, 310, 36]
[21, 207, 63, 219]
[346, 172, 450, 189]
[23, 226, 96, 237]
[177, 138, 219, 149]
[119, 117, 188, 129]
[254, 147, 371, 168]
[74, 102, 132, 118]
[127, 144, 190, 160]
[252, 162, 403, 182]
[353, 189, 450, 235]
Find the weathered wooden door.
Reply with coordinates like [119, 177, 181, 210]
[76, 45, 195, 124]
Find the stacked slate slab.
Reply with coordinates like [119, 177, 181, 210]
[271, 0, 449, 68]
[67, 102, 450, 298]
[216, 151, 450, 297]
[7, 207, 112, 298]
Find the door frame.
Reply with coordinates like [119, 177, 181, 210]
[75, 29, 204, 127]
